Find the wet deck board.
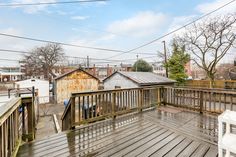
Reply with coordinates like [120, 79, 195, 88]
[17, 107, 218, 157]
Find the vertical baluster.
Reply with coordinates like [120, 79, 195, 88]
[230, 94, 233, 110]
[209, 92, 212, 112]
[106, 93, 108, 115]
[78, 96, 81, 123]
[112, 92, 116, 119]
[219, 93, 222, 113]
[204, 91, 207, 112]
[82, 96, 85, 120]
[200, 91, 203, 114]
[213, 92, 216, 112]
[122, 91, 125, 111]
[128, 90, 130, 109]
[91, 95, 93, 119]
[224, 93, 227, 111]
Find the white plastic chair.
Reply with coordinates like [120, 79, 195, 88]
[218, 110, 236, 157]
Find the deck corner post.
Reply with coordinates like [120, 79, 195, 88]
[112, 92, 116, 119]
[27, 98, 36, 141]
[200, 91, 203, 114]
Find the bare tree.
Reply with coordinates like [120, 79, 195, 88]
[22, 43, 65, 80]
[178, 13, 236, 87]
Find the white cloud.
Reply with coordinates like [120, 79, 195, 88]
[196, 0, 236, 15]
[97, 1, 107, 5]
[11, 0, 56, 14]
[107, 11, 169, 38]
[71, 16, 90, 20]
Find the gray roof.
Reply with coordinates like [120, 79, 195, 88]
[115, 71, 176, 85]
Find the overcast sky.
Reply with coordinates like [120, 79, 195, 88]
[0, 0, 235, 67]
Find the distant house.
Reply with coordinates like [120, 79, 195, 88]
[0, 67, 24, 82]
[54, 68, 100, 103]
[103, 71, 176, 89]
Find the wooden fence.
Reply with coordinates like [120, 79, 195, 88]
[0, 97, 36, 157]
[185, 80, 236, 89]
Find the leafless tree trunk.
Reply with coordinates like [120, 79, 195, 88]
[178, 13, 236, 88]
[22, 43, 65, 81]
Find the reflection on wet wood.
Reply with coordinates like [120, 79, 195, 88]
[17, 107, 218, 157]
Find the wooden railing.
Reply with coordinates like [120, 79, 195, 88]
[0, 97, 36, 157]
[163, 86, 236, 114]
[62, 86, 236, 131]
[61, 87, 162, 131]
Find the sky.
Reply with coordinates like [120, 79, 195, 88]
[0, 0, 235, 67]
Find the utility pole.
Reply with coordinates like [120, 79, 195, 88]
[162, 41, 168, 77]
[87, 56, 89, 68]
[136, 54, 139, 72]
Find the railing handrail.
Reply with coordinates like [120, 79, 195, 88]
[165, 86, 236, 94]
[71, 87, 143, 96]
[0, 97, 21, 123]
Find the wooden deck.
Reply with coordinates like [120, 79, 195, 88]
[17, 106, 218, 157]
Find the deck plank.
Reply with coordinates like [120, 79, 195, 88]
[111, 129, 167, 157]
[164, 138, 193, 157]
[96, 126, 163, 157]
[150, 135, 186, 157]
[204, 146, 218, 157]
[124, 131, 173, 157]
[56, 122, 157, 157]
[136, 133, 179, 157]
[17, 107, 218, 157]
[22, 121, 153, 157]
[190, 144, 210, 157]
[177, 141, 201, 157]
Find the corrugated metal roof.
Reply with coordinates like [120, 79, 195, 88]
[118, 71, 176, 85]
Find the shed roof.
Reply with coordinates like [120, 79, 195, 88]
[104, 71, 176, 86]
[54, 68, 100, 81]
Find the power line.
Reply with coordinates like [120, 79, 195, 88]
[0, 48, 139, 62]
[106, 0, 236, 59]
[0, 33, 125, 53]
[0, 58, 19, 62]
[0, 0, 108, 7]
[0, 49, 156, 63]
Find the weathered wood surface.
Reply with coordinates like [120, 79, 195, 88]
[17, 107, 218, 157]
[0, 96, 36, 157]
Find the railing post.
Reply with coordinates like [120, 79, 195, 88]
[71, 96, 75, 129]
[112, 92, 116, 119]
[27, 98, 35, 141]
[200, 91, 203, 114]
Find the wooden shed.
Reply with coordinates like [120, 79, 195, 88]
[103, 71, 176, 89]
[54, 68, 100, 103]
